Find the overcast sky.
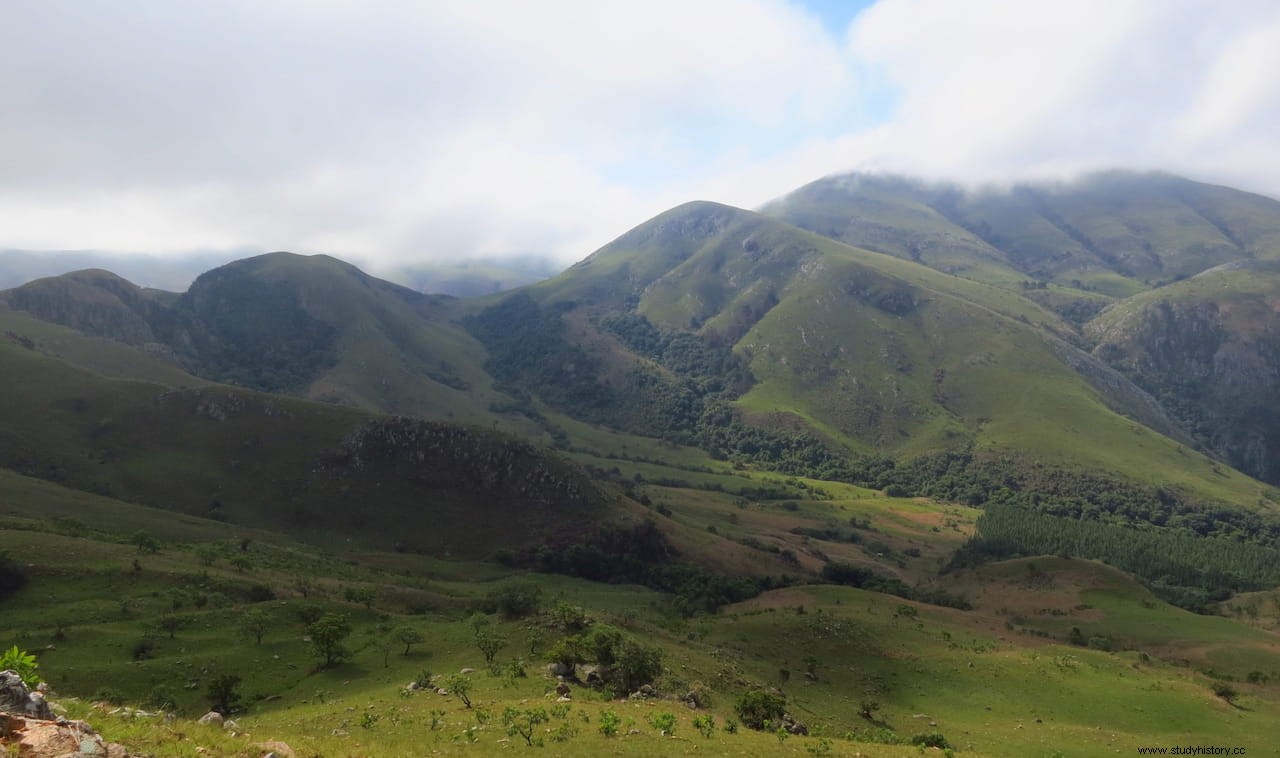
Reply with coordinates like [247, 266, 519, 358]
[2, 0, 1279, 268]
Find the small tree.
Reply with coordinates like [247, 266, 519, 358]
[308, 613, 353, 668]
[547, 635, 584, 676]
[131, 531, 160, 554]
[502, 706, 548, 746]
[156, 615, 186, 639]
[206, 674, 242, 715]
[1212, 682, 1238, 703]
[445, 673, 473, 708]
[735, 689, 787, 730]
[344, 586, 377, 610]
[610, 639, 663, 696]
[858, 699, 880, 721]
[395, 626, 425, 656]
[195, 544, 221, 567]
[239, 608, 270, 645]
[292, 576, 316, 598]
[485, 581, 542, 619]
[550, 601, 588, 632]
[475, 627, 507, 665]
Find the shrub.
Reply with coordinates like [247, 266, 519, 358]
[649, 711, 677, 734]
[206, 674, 242, 715]
[485, 580, 543, 619]
[550, 601, 589, 632]
[445, 673, 473, 708]
[911, 731, 951, 749]
[735, 689, 787, 730]
[502, 706, 548, 746]
[609, 639, 663, 696]
[0, 646, 40, 686]
[692, 714, 716, 737]
[598, 710, 621, 737]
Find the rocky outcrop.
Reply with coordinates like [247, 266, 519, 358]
[0, 672, 51, 720]
[1, 673, 137, 758]
[1089, 286, 1280, 483]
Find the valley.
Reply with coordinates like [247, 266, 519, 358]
[4, 171, 1280, 756]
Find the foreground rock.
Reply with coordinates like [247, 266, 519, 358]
[1, 711, 138, 758]
[1, 670, 138, 757]
[0, 671, 52, 720]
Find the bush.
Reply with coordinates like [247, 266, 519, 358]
[206, 674, 242, 715]
[608, 639, 663, 696]
[598, 710, 621, 737]
[911, 732, 952, 749]
[649, 711, 677, 734]
[735, 689, 787, 730]
[485, 580, 543, 619]
[692, 714, 716, 737]
[0, 646, 40, 686]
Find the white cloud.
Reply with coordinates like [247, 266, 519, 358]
[0, 0, 851, 265]
[707, 0, 1280, 204]
[2, 0, 1280, 268]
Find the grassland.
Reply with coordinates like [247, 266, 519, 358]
[4, 461, 1279, 757]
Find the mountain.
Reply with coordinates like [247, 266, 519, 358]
[763, 171, 1280, 319]
[758, 170, 1280, 484]
[475, 200, 1260, 504]
[0, 253, 537, 434]
[0, 249, 241, 291]
[379, 255, 561, 297]
[0, 325, 612, 556]
[7, 171, 1280, 757]
[1088, 259, 1280, 483]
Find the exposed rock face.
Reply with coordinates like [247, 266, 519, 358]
[0, 671, 52, 720]
[1090, 291, 1280, 483]
[1, 673, 137, 757]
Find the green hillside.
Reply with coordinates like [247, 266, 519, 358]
[473, 203, 1271, 514]
[0, 335, 611, 557]
[0, 253, 542, 437]
[5, 170, 1280, 756]
[764, 171, 1280, 305]
[1087, 260, 1280, 483]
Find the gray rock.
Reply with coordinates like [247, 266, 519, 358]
[0, 670, 54, 720]
[196, 710, 224, 726]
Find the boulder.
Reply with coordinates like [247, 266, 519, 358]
[0, 713, 136, 757]
[254, 741, 297, 758]
[0, 670, 53, 720]
[197, 711, 224, 726]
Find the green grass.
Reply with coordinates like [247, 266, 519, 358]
[5, 494, 1280, 758]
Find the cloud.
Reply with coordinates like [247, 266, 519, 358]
[2, 1, 1279, 267]
[0, 0, 851, 264]
[701, 0, 1280, 206]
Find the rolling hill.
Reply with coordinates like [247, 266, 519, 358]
[6, 169, 1280, 757]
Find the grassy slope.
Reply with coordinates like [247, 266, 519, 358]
[764, 171, 1280, 298]
[0, 338, 616, 558]
[4, 504, 1277, 757]
[2, 254, 544, 440]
